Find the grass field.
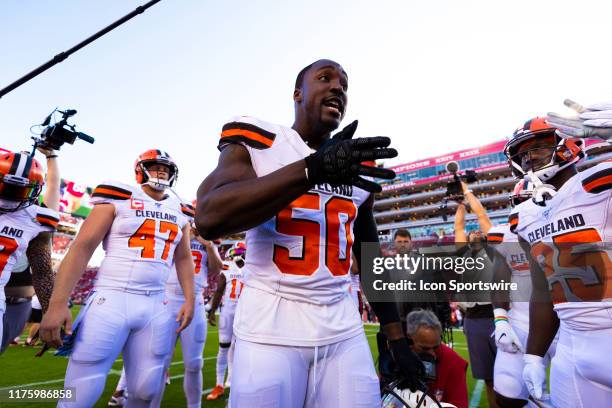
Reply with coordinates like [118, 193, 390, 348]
[0, 307, 488, 407]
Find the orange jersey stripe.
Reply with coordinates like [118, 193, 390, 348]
[487, 234, 503, 243]
[583, 174, 612, 193]
[92, 187, 131, 199]
[221, 128, 274, 148]
[553, 228, 601, 244]
[36, 215, 58, 228]
[181, 205, 195, 217]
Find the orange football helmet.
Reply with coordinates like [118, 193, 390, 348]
[0, 151, 44, 212]
[504, 117, 584, 182]
[134, 149, 178, 191]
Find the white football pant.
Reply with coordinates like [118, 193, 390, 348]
[549, 322, 612, 408]
[58, 289, 175, 408]
[151, 294, 207, 408]
[216, 305, 236, 386]
[229, 332, 380, 408]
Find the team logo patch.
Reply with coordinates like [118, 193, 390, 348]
[542, 208, 552, 220]
[96, 297, 106, 305]
[130, 198, 144, 210]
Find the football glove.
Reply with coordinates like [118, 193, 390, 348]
[546, 99, 612, 141]
[523, 353, 548, 400]
[493, 308, 524, 353]
[304, 120, 398, 193]
[388, 337, 425, 392]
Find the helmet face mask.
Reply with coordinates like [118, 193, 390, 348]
[0, 152, 44, 213]
[509, 179, 534, 208]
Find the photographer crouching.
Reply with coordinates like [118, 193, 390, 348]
[453, 180, 498, 408]
[408, 309, 468, 408]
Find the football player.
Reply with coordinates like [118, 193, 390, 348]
[153, 219, 223, 408]
[40, 149, 195, 408]
[505, 118, 612, 407]
[0, 151, 57, 353]
[206, 242, 246, 401]
[488, 179, 557, 407]
[196, 59, 423, 407]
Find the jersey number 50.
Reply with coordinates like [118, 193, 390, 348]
[273, 193, 356, 277]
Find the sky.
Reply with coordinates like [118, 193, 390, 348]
[1, 0, 611, 199]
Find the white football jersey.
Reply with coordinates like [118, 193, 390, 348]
[221, 262, 245, 310]
[166, 237, 209, 297]
[510, 161, 612, 330]
[90, 181, 190, 292]
[487, 223, 531, 330]
[219, 116, 370, 304]
[219, 116, 369, 346]
[0, 205, 58, 301]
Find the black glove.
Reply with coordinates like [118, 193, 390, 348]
[388, 337, 425, 391]
[304, 120, 398, 193]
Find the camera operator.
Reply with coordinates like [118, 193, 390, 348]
[377, 228, 453, 390]
[453, 180, 498, 408]
[1, 147, 60, 352]
[405, 309, 468, 408]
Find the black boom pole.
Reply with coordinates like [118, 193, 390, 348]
[0, 0, 162, 99]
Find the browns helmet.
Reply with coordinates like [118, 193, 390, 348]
[134, 149, 178, 191]
[0, 151, 44, 212]
[504, 117, 584, 182]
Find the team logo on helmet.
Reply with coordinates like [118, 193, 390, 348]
[226, 242, 246, 261]
[0, 151, 44, 213]
[134, 149, 179, 191]
[504, 117, 584, 182]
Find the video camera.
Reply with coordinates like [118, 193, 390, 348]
[439, 161, 477, 221]
[32, 108, 94, 151]
[443, 161, 477, 201]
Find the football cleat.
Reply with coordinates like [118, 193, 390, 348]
[134, 149, 178, 191]
[0, 151, 44, 213]
[107, 391, 126, 407]
[206, 385, 224, 400]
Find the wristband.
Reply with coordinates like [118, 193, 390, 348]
[494, 307, 509, 324]
[46, 154, 58, 159]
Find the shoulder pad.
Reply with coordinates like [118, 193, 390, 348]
[91, 181, 133, 202]
[486, 224, 506, 243]
[35, 206, 59, 230]
[181, 202, 195, 218]
[581, 161, 612, 194]
[218, 116, 277, 151]
[508, 212, 519, 233]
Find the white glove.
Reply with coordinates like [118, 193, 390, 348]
[493, 308, 524, 353]
[523, 354, 548, 401]
[546, 99, 612, 140]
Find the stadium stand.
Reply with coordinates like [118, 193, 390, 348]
[375, 138, 612, 242]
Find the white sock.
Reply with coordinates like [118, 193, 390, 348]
[216, 346, 229, 386]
